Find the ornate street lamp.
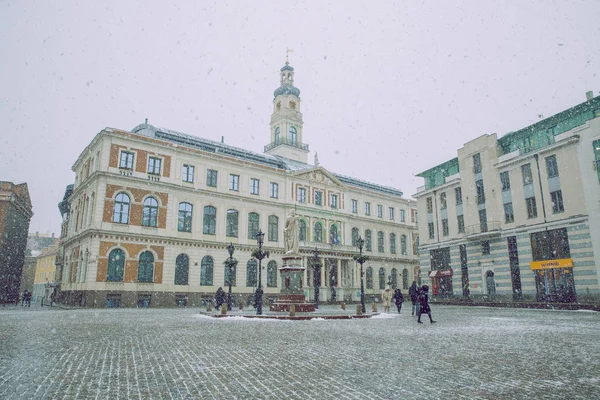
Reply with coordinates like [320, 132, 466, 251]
[252, 230, 269, 315]
[353, 236, 368, 313]
[226, 242, 235, 311]
[312, 247, 320, 309]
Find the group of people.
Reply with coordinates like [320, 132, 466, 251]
[381, 283, 435, 323]
[409, 281, 436, 323]
[20, 289, 32, 307]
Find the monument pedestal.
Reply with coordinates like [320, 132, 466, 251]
[269, 255, 316, 312]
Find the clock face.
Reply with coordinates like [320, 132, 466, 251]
[289, 101, 296, 110]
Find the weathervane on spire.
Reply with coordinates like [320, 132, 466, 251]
[286, 48, 294, 63]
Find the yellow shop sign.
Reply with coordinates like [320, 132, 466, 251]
[530, 258, 573, 270]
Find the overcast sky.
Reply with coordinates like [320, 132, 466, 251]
[1, 1, 599, 235]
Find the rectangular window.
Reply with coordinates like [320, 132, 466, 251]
[504, 202, 515, 223]
[551, 190, 564, 213]
[229, 174, 239, 191]
[479, 208, 488, 232]
[476, 180, 485, 204]
[298, 187, 306, 203]
[457, 215, 465, 233]
[182, 164, 194, 183]
[522, 164, 533, 185]
[440, 193, 447, 210]
[455, 187, 462, 205]
[430, 247, 451, 269]
[119, 151, 134, 169]
[442, 219, 449, 236]
[411, 209, 417, 223]
[389, 207, 395, 220]
[526, 197, 538, 218]
[330, 194, 338, 209]
[147, 157, 161, 175]
[314, 191, 323, 206]
[545, 155, 559, 178]
[530, 228, 570, 261]
[250, 178, 260, 195]
[473, 153, 482, 174]
[500, 171, 511, 191]
[428, 222, 435, 239]
[426, 197, 433, 214]
[377, 205, 383, 218]
[400, 209, 406, 222]
[206, 169, 218, 187]
[365, 202, 371, 215]
[270, 182, 279, 198]
[593, 139, 600, 181]
[351, 199, 358, 213]
[482, 240, 490, 255]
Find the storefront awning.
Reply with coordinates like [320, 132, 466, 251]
[530, 258, 573, 270]
[429, 269, 453, 278]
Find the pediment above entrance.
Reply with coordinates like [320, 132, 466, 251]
[292, 167, 344, 188]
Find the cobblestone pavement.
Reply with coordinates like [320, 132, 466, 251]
[1, 304, 599, 399]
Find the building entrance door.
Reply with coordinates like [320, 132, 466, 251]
[485, 271, 496, 295]
[535, 268, 576, 302]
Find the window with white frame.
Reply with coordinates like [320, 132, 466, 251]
[314, 191, 323, 206]
[148, 157, 161, 175]
[182, 164, 194, 183]
[377, 205, 383, 218]
[119, 151, 134, 169]
[364, 202, 371, 216]
[298, 187, 306, 203]
[351, 199, 358, 213]
[330, 193, 338, 209]
[250, 178, 260, 195]
[389, 207, 394, 220]
[269, 182, 279, 198]
[229, 174, 239, 191]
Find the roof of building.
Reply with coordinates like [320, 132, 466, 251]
[130, 122, 404, 198]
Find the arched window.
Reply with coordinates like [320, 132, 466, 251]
[268, 215, 279, 242]
[174, 254, 189, 285]
[248, 212, 259, 240]
[226, 209, 238, 237]
[401, 235, 407, 255]
[203, 206, 216, 235]
[391, 268, 398, 289]
[267, 260, 278, 287]
[352, 228, 359, 247]
[379, 267, 386, 289]
[378, 231, 385, 253]
[402, 268, 409, 289]
[299, 219, 307, 241]
[138, 251, 154, 283]
[107, 249, 125, 282]
[224, 260, 237, 286]
[330, 224, 339, 245]
[142, 197, 158, 227]
[390, 233, 397, 254]
[275, 127, 280, 143]
[314, 221, 323, 243]
[365, 230, 372, 251]
[246, 259, 257, 287]
[290, 126, 297, 144]
[366, 267, 373, 289]
[178, 202, 193, 232]
[112, 193, 130, 224]
[200, 256, 214, 286]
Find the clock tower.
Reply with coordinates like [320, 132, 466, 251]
[264, 61, 309, 163]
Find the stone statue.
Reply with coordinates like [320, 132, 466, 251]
[284, 210, 300, 255]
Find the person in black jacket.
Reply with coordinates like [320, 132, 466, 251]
[392, 288, 404, 313]
[417, 285, 436, 324]
[214, 287, 226, 309]
[409, 281, 419, 316]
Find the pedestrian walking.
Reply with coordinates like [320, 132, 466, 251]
[417, 285, 436, 324]
[409, 281, 419, 316]
[214, 287, 226, 309]
[26, 291, 32, 307]
[382, 287, 393, 313]
[392, 288, 404, 313]
[21, 290, 29, 306]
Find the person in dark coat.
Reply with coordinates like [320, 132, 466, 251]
[417, 285, 436, 324]
[392, 288, 404, 313]
[214, 287, 226, 309]
[409, 281, 419, 316]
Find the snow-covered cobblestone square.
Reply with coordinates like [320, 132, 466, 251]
[1, 305, 599, 399]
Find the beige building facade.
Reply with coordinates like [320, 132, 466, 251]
[32, 241, 59, 301]
[414, 93, 600, 302]
[56, 62, 419, 308]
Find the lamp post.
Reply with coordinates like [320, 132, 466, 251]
[353, 236, 368, 314]
[312, 247, 320, 309]
[252, 230, 269, 315]
[226, 242, 235, 311]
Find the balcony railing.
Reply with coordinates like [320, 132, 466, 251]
[264, 137, 309, 152]
[464, 221, 501, 237]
